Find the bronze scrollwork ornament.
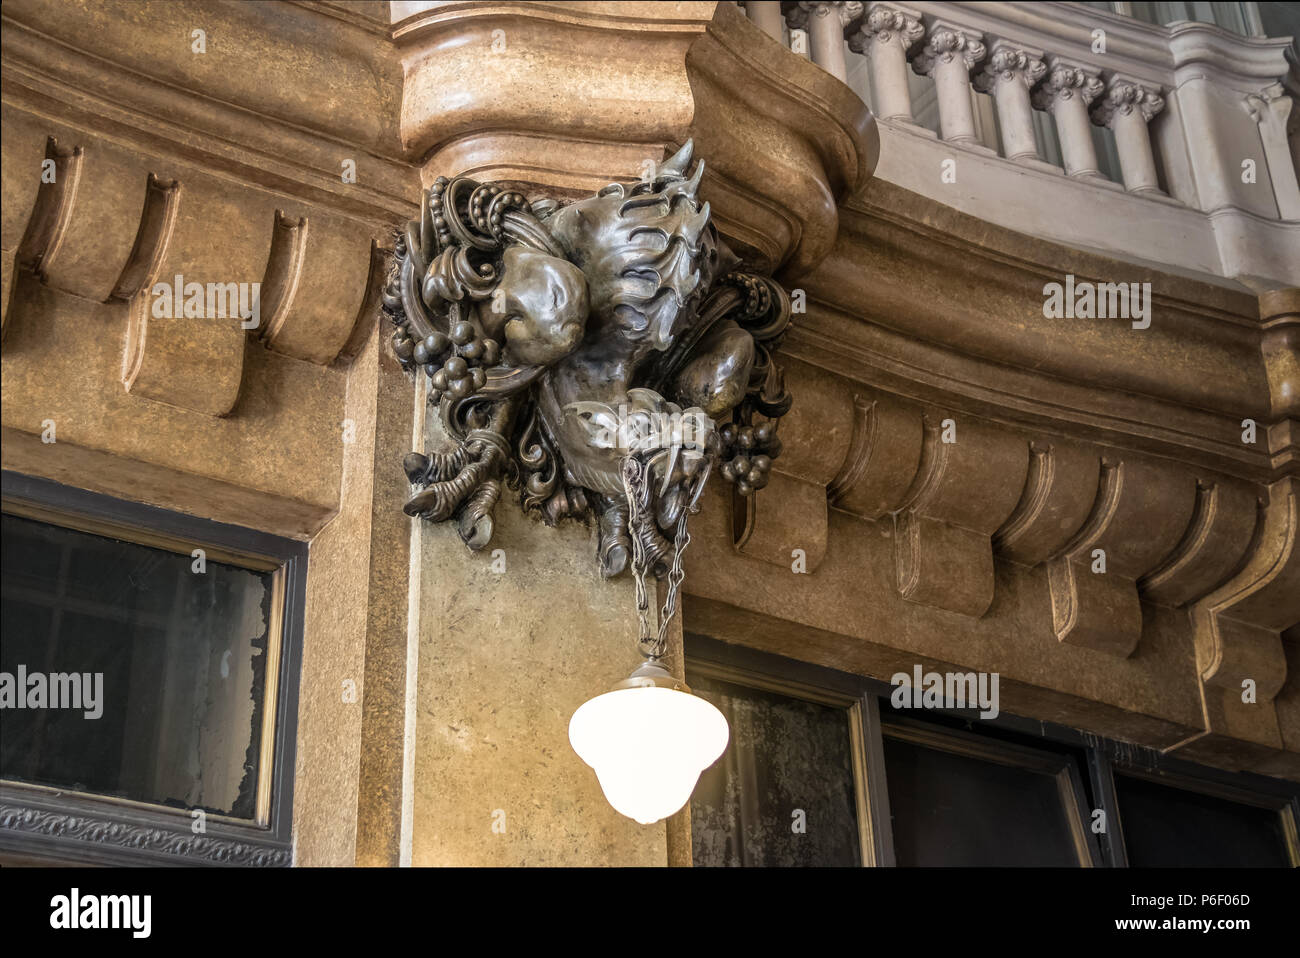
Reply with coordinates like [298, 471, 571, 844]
[382, 141, 793, 578]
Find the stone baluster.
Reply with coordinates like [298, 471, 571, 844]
[786, 2, 864, 82]
[1031, 57, 1105, 178]
[910, 21, 987, 145]
[1244, 83, 1300, 219]
[972, 40, 1046, 161]
[847, 2, 925, 123]
[743, 0, 786, 44]
[1090, 75, 1166, 194]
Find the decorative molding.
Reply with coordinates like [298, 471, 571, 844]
[0, 801, 291, 867]
[0, 4, 415, 224]
[1, 107, 383, 419]
[806, 186, 1291, 482]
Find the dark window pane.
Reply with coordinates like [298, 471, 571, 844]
[689, 675, 860, 867]
[0, 513, 274, 819]
[1116, 774, 1291, 867]
[883, 732, 1082, 866]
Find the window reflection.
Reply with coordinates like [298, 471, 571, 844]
[1, 513, 275, 819]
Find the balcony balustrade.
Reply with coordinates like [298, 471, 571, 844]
[741, 0, 1300, 288]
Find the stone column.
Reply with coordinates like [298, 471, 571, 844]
[910, 21, 986, 145]
[972, 40, 1046, 161]
[847, 3, 925, 123]
[1032, 58, 1105, 177]
[744, 0, 785, 44]
[787, 2, 864, 82]
[1090, 76, 1166, 194]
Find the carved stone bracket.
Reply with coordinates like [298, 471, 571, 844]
[1179, 478, 1299, 776]
[760, 378, 1282, 672]
[892, 414, 1028, 617]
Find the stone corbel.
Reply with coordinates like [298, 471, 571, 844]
[1044, 457, 1196, 656]
[1, 107, 58, 335]
[732, 359, 861, 573]
[1176, 478, 1299, 775]
[827, 390, 922, 519]
[1260, 287, 1300, 425]
[1, 112, 382, 415]
[1138, 476, 1262, 608]
[890, 413, 1028, 617]
[120, 171, 264, 417]
[257, 210, 377, 366]
[993, 439, 1100, 567]
[733, 468, 829, 573]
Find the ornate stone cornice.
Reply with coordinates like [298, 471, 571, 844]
[911, 21, 986, 76]
[684, 358, 1299, 778]
[1090, 76, 1167, 127]
[820, 182, 1294, 482]
[0, 0, 415, 223]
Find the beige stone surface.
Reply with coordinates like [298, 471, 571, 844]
[412, 416, 671, 865]
[292, 322, 381, 866]
[355, 344, 425, 867]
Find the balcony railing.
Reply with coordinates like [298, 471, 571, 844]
[741, 1, 1300, 287]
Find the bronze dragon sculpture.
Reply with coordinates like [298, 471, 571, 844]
[382, 141, 792, 578]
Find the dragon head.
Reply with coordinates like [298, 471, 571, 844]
[546, 140, 719, 353]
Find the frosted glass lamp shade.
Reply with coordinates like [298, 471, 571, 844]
[569, 681, 729, 825]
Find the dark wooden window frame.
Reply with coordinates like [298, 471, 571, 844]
[0, 471, 306, 866]
[686, 632, 1300, 867]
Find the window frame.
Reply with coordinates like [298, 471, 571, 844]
[686, 653, 894, 866]
[685, 631, 1300, 868]
[1101, 755, 1300, 867]
[880, 712, 1100, 866]
[0, 470, 306, 866]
